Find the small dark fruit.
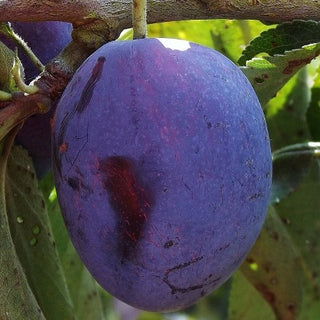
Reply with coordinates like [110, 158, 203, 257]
[53, 38, 272, 312]
[0, 21, 72, 178]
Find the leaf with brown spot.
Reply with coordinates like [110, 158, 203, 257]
[274, 160, 320, 319]
[241, 43, 320, 106]
[240, 207, 304, 320]
[229, 271, 276, 320]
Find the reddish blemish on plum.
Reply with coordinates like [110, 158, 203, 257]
[59, 142, 68, 152]
[99, 156, 151, 259]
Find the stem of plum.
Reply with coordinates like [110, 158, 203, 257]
[132, 0, 147, 39]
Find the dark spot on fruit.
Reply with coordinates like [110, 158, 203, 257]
[67, 175, 93, 199]
[76, 56, 106, 114]
[68, 176, 81, 191]
[248, 192, 264, 200]
[164, 240, 174, 249]
[99, 156, 151, 260]
[218, 243, 230, 252]
[59, 142, 68, 152]
[163, 187, 168, 193]
[77, 228, 87, 243]
[163, 256, 221, 295]
[207, 122, 212, 129]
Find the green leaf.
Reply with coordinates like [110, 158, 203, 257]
[0, 131, 45, 320]
[239, 20, 320, 66]
[0, 41, 15, 91]
[240, 207, 304, 320]
[42, 174, 107, 320]
[229, 271, 275, 320]
[265, 68, 311, 151]
[274, 159, 320, 319]
[5, 145, 75, 320]
[271, 142, 320, 204]
[307, 67, 320, 140]
[241, 43, 320, 106]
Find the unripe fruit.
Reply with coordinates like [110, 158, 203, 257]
[53, 38, 272, 312]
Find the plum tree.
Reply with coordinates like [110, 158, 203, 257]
[0, 21, 72, 177]
[52, 38, 272, 312]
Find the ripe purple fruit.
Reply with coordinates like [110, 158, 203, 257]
[53, 38, 272, 312]
[0, 21, 72, 177]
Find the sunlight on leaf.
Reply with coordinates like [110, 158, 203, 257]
[239, 20, 320, 66]
[241, 44, 320, 106]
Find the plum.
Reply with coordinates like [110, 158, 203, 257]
[0, 21, 72, 81]
[0, 22, 72, 178]
[53, 38, 272, 312]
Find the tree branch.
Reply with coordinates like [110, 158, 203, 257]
[0, 0, 319, 33]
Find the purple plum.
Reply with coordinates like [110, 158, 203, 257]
[0, 21, 72, 178]
[1, 21, 72, 81]
[53, 38, 272, 312]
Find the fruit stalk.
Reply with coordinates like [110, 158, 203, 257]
[132, 0, 147, 39]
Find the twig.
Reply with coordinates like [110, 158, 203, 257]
[133, 0, 147, 39]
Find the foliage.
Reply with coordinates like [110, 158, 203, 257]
[0, 17, 320, 320]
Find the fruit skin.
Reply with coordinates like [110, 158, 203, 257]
[0, 22, 72, 178]
[53, 38, 272, 312]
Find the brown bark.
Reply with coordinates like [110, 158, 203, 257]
[0, 0, 319, 34]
